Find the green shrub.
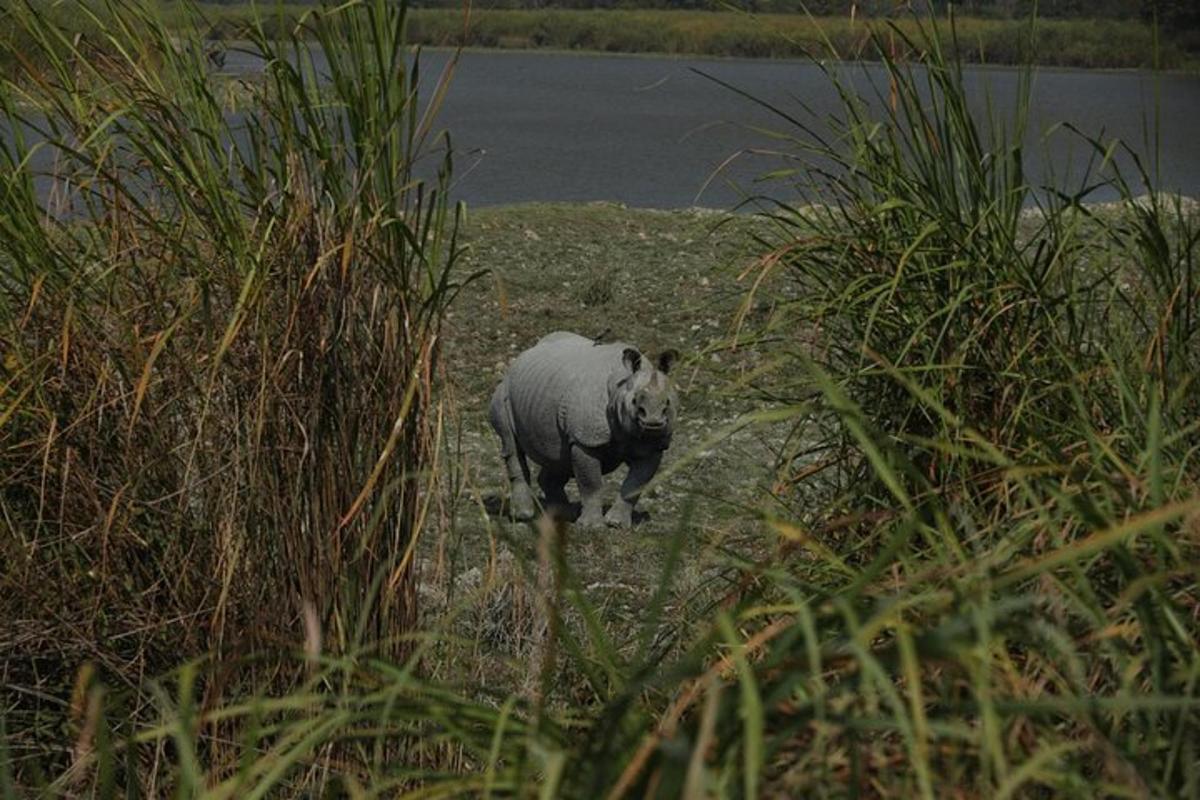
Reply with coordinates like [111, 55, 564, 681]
[701, 13, 1200, 796]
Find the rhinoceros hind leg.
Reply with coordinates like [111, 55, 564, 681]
[490, 382, 536, 521]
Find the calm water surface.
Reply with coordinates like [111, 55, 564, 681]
[387, 50, 1200, 208]
[14, 48, 1200, 210]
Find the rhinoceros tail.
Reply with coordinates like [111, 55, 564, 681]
[489, 382, 518, 460]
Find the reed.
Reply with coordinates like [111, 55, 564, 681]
[659, 12, 1200, 795]
[1, 0, 469, 786]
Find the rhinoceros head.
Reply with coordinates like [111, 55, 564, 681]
[611, 347, 679, 441]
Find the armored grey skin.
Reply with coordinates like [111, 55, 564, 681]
[489, 331, 679, 528]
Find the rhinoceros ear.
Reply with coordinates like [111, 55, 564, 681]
[656, 349, 679, 374]
[622, 347, 643, 373]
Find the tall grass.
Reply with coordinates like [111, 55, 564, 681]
[1, 0, 470, 787]
[690, 12, 1200, 796]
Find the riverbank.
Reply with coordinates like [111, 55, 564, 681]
[193, 6, 1195, 70]
[4, 6, 1194, 74]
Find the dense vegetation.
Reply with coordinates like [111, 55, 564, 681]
[193, 0, 1190, 22]
[401, 9, 1187, 66]
[3, 0, 1199, 797]
[193, 2, 1198, 68]
[4, 1, 1197, 69]
[2, 0, 468, 789]
[188, 0, 1200, 58]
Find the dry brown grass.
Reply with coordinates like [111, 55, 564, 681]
[1, 0, 465, 786]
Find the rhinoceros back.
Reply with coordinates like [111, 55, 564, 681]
[506, 332, 629, 466]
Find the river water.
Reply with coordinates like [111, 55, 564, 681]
[12, 47, 1200, 210]
[370, 50, 1200, 208]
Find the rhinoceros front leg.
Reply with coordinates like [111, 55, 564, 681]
[489, 383, 536, 521]
[571, 444, 607, 529]
[604, 451, 663, 528]
[537, 467, 571, 516]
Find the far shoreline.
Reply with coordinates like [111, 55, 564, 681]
[193, 6, 1200, 73]
[212, 39, 1200, 78]
[406, 44, 1200, 77]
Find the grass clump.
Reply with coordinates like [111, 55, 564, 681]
[1, 0, 470, 789]
[575, 266, 618, 307]
[689, 13, 1200, 796]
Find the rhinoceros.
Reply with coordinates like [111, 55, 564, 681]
[488, 331, 678, 528]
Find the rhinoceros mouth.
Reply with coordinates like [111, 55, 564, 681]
[638, 420, 669, 434]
